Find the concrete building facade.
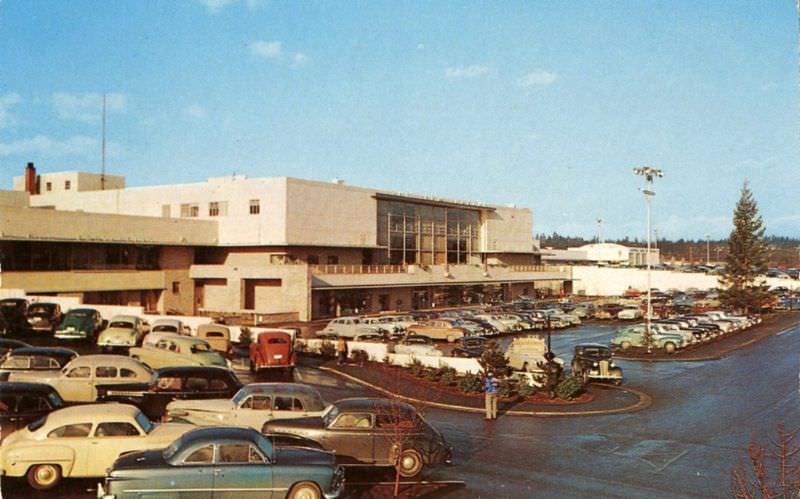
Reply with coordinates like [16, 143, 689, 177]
[4, 165, 570, 320]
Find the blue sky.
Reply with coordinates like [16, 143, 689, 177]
[0, 0, 797, 240]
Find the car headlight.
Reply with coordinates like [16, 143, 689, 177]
[226, 359, 233, 369]
[592, 361, 598, 367]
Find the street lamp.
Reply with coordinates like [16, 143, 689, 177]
[705, 234, 711, 265]
[633, 165, 663, 353]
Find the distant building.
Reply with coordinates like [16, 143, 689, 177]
[542, 242, 659, 267]
[2, 163, 570, 320]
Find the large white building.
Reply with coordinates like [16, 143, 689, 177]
[3, 163, 570, 320]
[542, 242, 660, 267]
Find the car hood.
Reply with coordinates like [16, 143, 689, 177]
[274, 446, 335, 467]
[167, 398, 234, 414]
[149, 422, 195, 440]
[264, 416, 325, 434]
[111, 449, 167, 471]
[1, 427, 33, 448]
[193, 352, 228, 367]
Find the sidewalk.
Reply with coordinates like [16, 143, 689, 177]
[318, 362, 651, 417]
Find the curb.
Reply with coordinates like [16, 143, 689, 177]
[319, 365, 652, 417]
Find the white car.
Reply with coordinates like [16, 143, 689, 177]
[0, 403, 193, 490]
[166, 383, 327, 429]
[96, 315, 147, 351]
[149, 318, 187, 336]
[473, 314, 512, 334]
[617, 308, 644, 320]
[8, 354, 152, 403]
[318, 316, 384, 338]
[393, 336, 443, 357]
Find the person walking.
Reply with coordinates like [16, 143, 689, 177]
[484, 371, 498, 420]
[336, 337, 348, 366]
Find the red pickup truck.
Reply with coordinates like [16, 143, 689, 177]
[249, 329, 297, 374]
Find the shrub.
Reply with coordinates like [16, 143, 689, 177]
[438, 367, 459, 387]
[517, 377, 538, 398]
[555, 376, 585, 400]
[424, 367, 444, 382]
[320, 340, 336, 358]
[382, 354, 391, 365]
[479, 340, 509, 376]
[497, 378, 516, 399]
[409, 359, 426, 377]
[457, 372, 484, 394]
[351, 349, 369, 365]
[238, 327, 252, 349]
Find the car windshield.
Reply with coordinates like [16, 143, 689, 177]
[153, 325, 178, 332]
[69, 310, 91, 317]
[322, 404, 339, 426]
[135, 410, 153, 434]
[109, 321, 134, 328]
[28, 306, 51, 314]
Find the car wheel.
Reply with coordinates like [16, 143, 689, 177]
[664, 342, 677, 354]
[397, 448, 424, 478]
[287, 481, 322, 499]
[620, 341, 632, 351]
[613, 378, 623, 386]
[27, 464, 62, 490]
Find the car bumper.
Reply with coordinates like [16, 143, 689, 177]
[96, 483, 114, 499]
[55, 330, 89, 339]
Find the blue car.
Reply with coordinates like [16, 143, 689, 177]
[99, 426, 345, 499]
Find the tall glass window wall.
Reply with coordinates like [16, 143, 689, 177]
[377, 200, 481, 265]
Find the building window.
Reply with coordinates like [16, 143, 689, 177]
[172, 281, 180, 294]
[209, 201, 228, 217]
[327, 255, 339, 265]
[307, 255, 319, 265]
[180, 203, 199, 217]
[46, 182, 52, 192]
[249, 199, 260, 215]
[64, 180, 71, 190]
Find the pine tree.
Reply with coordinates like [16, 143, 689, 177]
[719, 181, 772, 313]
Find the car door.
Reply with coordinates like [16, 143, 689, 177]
[58, 365, 94, 402]
[87, 421, 143, 476]
[177, 444, 216, 499]
[325, 412, 375, 464]
[45, 422, 92, 476]
[213, 443, 272, 499]
[234, 394, 273, 428]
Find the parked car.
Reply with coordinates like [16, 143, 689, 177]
[97, 315, 147, 352]
[0, 403, 193, 490]
[506, 336, 564, 372]
[263, 398, 452, 478]
[55, 308, 105, 342]
[166, 382, 327, 429]
[406, 319, 466, 343]
[0, 382, 64, 439]
[617, 307, 644, 320]
[129, 336, 230, 370]
[8, 354, 152, 402]
[249, 329, 296, 374]
[318, 316, 385, 338]
[461, 317, 501, 336]
[451, 336, 488, 358]
[0, 338, 32, 357]
[393, 335, 443, 357]
[375, 314, 419, 331]
[570, 344, 623, 385]
[25, 302, 62, 334]
[0, 298, 30, 336]
[610, 324, 686, 353]
[141, 330, 184, 348]
[0, 347, 78, 381]
[96, 365, 242, 420]
[197, 323, 231, 354]
[148, 318, 186, 337]
[99, 426, 345, 499]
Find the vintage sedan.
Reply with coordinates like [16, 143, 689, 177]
[97, 365, 242, 420]
[166, 382, 326, 429]
[55, 308, 106, 341]
[129, 336, 230, 370]
[8, 354, 152, 403]
[147, 318, 186, 337]
[0, 382, 64, 439]
[97, 315, 147, 351]
[25, 302, 62, 334]
[263, 398, 452, 478]
[0, 347, 78, 381]
[197, 323, 231, 353]
[570, 343, 623, 385]
[0, 403, 193, 490]
[611, 324, 686, 354]
[406, 319, 466, 343]
[393, 335, 443, 357]
[249, 329, 296, 373]
[0, 298, 30, 336]
[98, 426, 345, 499]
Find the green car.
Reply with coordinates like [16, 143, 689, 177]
[54, 308, 105, 341]
[99, 426, 345, 499]
[129, 336, 230, 370]
[610, 324, 686, 354]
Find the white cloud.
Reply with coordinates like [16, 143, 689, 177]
[184, 104, 208, 119]
[445, 65, 493, 79]
[250, 40, 282, 59]
[197, 0, 262, 14]
[51, 92, 128, 123]
[0, 134, 97, 158]
[0, 92, 21, 128]
[517, 70, 557, 87]
[290, 52, 308, 69]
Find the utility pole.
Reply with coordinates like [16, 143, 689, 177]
[633, 166, 664, 354]
[596, 218, 603, 243]
[705, 234, 711, 265]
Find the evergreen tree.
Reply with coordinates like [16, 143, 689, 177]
[719, 181, 772, 313]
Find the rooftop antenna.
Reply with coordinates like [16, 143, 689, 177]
[101, 93, 106, 190]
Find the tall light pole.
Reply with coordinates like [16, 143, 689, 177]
[633, 166, 663, 353]
[596, 218, 604, 243]
[705, 234, 711, 265]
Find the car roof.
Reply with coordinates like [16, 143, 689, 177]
[0, 382, 60, 394]
[333, 397, 413, 412]
[152, 318, 182, 325]
[110, 315, 140, 322]
[68, 354, 147, 368]
[28, 302, 58, 308]
[575, 343, 610, 349]
[43, 403, 141, 426]
[8, 347, 77, 358]
[155, 365, 234, 376]
[0, 338, 32, 347]
[67, 308, 98, 314]
[239, 383, 319, 398]
[180, 426, 259, 445]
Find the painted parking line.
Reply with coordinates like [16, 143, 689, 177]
[777, 327, 799, 336]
